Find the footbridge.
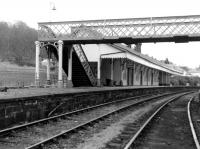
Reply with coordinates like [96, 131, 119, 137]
[36, 15, 195, 88]
[38, 15, 200, 44]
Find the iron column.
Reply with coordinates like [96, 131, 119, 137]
[58, 40, 63, 88]
[35, 41, 40, 87]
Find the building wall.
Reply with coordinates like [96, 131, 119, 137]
[81, 44, 99, 61]
[101, 59, 124, 86]
[159, 71, 166, 85]
[101, 59, 111, 85]
[100, 58, 170, 87]
[134, 63, 141, 85]
[156, 71, 171, 86]
[121, 61, 127, 86]
[113, 59, 121, 85]
[167, 73, 171, 85]
[82, 44, 120, 62]
[127, 60, 134, 86]
[164, 72, 167, 85]
[142, 67, 148, 86]
[164, 73, 170, 86]
[127, 67, 135, 86]
[147, 69, 152, 86]
[153, 70, 159, 86]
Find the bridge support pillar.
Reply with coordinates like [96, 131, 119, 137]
[67, 47, 73, 87]
[35, 41, 40, 87]
[135, 43, 142, 53]
[58, 40, 63, 88]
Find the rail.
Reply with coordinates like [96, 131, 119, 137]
[188, 97, 200, 149]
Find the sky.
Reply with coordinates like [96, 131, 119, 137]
[0, 0, 200, 68]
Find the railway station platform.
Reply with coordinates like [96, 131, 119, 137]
[0, 86, 198, 130]
[0, 86, 163, 100]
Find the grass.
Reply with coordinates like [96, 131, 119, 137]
[0, 62, 49, 87]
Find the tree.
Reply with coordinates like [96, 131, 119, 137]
[170, 75, 200, 86]
[196, 65, 200, 71]
[180, 66, 190, 72]
[0, 21, 37, 66]
[164, 58, 170, 64]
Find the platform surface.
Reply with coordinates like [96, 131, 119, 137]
[0, 86, 163, 100]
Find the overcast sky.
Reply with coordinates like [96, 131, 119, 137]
[1, 0, 200, 68]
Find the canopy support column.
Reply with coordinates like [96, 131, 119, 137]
[35, 41, 40, 87]
[46, 47, 51, 85]
[67, 47, 73, 87]
[58, 40, 63, 88]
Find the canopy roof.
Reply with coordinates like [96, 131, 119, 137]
[101, 44, 183, 75]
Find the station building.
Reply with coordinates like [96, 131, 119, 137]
[35, 41, 183, 87]
[82, 43, 182, 87]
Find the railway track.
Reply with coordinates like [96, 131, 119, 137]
[23, 92, 188, 149]
[0, 91, 190, 149]
[120, 92, 198, 149]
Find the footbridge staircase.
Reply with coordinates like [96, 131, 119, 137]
[49, 43, 96, 87]
[72, 44, 96, 86]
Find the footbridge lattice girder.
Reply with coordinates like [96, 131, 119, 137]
[38, 15, 200, 43]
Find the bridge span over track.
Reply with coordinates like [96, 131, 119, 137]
[38, 15, 200, 44]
